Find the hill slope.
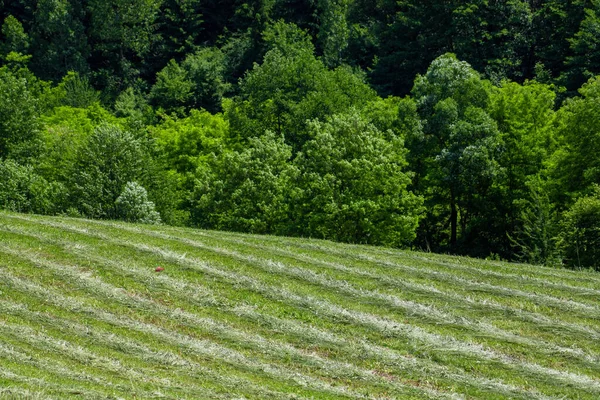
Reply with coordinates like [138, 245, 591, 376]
[0, 212, 599, 399]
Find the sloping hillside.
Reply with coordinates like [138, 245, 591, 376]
[0, 212, 599, 399]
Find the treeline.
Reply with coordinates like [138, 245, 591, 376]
[3, 0, 600, 99]
[1, 2, 600, 270]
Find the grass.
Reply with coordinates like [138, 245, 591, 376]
[0, 211, 599, 399]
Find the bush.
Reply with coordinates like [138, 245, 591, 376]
[115, 182, 161, 224]
[558, 188, 600, 270]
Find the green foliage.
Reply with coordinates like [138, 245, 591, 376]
[0, 15, 29, 57]
[231, 22, 377, 149]
[70, 124, 144, 219]
[489, 80, 557, 254]
[0, 159, 64, 214]
[549, 77, 600, 205]
[151, 109, 228, 176]
[292, 111, 423, 246]
[115, 181, 162, 224]
[563, 1, 600, 90]
[410, 54, 503, 253]
[0, 65, 40, 160]
[2, 0, 600, 266]
[191, 131, 295, 234]
[37, 104, 123, 184]
[151, 48, 229, 114]
[60, 72, 100, 109]
[150, 59, 193, 115]
[114, 87, 155, 134]
[317, 0, 350, 67]
[559, 187, 600, 270]
[509, 178, 559, 266]
[86, 0, 161, 96]
[29, 0, 90, 81]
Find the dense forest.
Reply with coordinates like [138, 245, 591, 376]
[1, 0, 600, 270]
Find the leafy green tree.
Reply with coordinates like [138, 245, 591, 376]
[558, 187, 600, 270]
[150, 59, 193, 115]
[0, 159, 64, 214]
[114, 86, 156, 134]
[317, 0, 350, 67]
[488, 80, 557, 256]
[0, 65, 40, 160]
[190, 130, 296, 234]
[566, 1, 600, 92]
[86, 0, 161, 95]
[292, 111, 423, 246]
[0, 15, 29, 57]
[410, 53, 503, 253]
[151, 109, 228, 176]
[150, 48, 229, 114]
[70, 124, 144, 219]
[230, 21, 376, 150]
[37, 103, 124, 184]
[549, 77, 600, 206]
[149, 110, 229, 225]
[451, 0, 533, 82]
[509, 177, 559, 265]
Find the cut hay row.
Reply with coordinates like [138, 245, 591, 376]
[1, 212, 599, 399]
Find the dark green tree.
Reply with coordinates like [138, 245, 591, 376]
[29, 0, 89, 82]
[410, 53, 503, 254]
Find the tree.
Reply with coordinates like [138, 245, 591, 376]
[0, 15, 29, 57]
[549, 77, 600, 207]
[410, 53, 503, 254]
[70, 124, 144, 219]
[229, 21, 376, 150]
[86, 0, 162, 96]
[29, 0, 89, 82]
[0, 65, 40, 160]
[150, 48, 230, 114]
[566, 2, 600, 92]
[558, 187, 600, 270]
[190, 130, 296, 234]
[0, 159, 64, 215]
[291, 111, 423, 246]
[488, 80, 557, 256]
[317, 0, 351, 67]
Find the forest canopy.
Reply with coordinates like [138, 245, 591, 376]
[2, 0, 600, 270]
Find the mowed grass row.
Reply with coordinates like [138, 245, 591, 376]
[0, 212, 599, 399]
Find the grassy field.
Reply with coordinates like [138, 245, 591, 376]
[0, 212, 599, 399]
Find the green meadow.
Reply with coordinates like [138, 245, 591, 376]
[0, 211, 599, 399]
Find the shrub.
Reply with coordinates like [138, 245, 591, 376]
[115, 182, 161, 224]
